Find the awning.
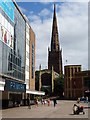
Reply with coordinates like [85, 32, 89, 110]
[26, 90, 45, 95]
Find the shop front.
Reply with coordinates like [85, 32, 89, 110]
[2, 79, 26, 108]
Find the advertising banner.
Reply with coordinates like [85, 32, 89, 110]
[0, 24, 14, 48]
[0, 0, 14, 22]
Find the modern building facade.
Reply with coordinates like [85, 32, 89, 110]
[25, 22, 30, 91]
[0, 0, 26, 108]
[29, 27, 35, 90]
[0, 0, 15, 92]
[25, 18, 44, 98]
[48, 4, 63, 75]
[26, 26, 36, 99]
[64, 65, 81, 99]
[0, 0, 44, 108]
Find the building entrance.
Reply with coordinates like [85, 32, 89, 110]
[9, 93, 22, 107]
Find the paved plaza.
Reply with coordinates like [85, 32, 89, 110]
[1, 100, 89, 119]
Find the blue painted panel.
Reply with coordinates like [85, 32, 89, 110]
[5, 80, 26, 92]
[0, 0, 14, 22]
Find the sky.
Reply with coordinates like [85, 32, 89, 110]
[17, 1, 88, 71]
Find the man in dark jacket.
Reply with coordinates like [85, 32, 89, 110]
[53, 99, 57, 107]
[27, 97, 31, 109]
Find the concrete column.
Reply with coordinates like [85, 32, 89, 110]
[39, 71, 41, 91]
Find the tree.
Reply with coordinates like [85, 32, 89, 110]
[54, 75, 64, 97]
[41, 86, 51, 95]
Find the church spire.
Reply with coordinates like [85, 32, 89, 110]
[51, 4, 60, 52]
[48, 3, 63, 75]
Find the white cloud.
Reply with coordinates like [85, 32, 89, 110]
[27, 2, 88, 71]
[57, 2, 88, 70]
[30, 18, 52, 70]
[28, 14, 41, 22]
[39, 8, 51, 17]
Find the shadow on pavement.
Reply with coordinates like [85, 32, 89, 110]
[69, 113, 85, 115]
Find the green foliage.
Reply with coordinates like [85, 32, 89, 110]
[41, 86, 51, 95]
[35, 71, 40, 81]
[35, 71, 40, 90]
[54, 74, 64, 97]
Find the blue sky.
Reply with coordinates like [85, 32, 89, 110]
[17, 2, 88, 71]
[17, 2, 64, 22]
[17, 2, 53, 21]
[17, 2, 47, 15]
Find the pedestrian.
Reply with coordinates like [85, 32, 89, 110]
[44, 99, 47, 105]
[27, 97, 31, 109]
[86, 96, 88, 103]
[53, 99, 57, 107]
[47, 99, 50, 106]
[41, 98, 43, 105]
[35, 98, 38, 107]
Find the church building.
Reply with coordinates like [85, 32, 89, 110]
[48, 4, 63, 75]
[35, 4, 63, 95]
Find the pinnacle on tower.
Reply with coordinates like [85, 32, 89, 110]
[51, 3, 60, 52]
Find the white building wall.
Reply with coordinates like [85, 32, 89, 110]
[26, 58, 29, 66]
[25, 23, 30, 90]
[26, 44, 29, 52]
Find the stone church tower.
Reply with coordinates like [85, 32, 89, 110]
[48, 4, 63, 75]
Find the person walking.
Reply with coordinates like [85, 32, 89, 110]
[53, 99, 57, 107]
[86, 96, 88, 103]
[27, 97, 31, 109]
[47, 99, 50, 106]
[35, 98, 38, 107]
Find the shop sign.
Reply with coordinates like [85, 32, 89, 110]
[5, 80, 26, 92]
